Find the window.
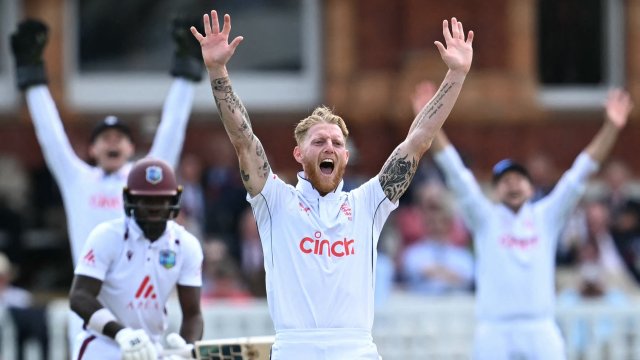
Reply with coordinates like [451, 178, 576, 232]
[537, 0, 625, 109]
[0, 0, 20, 110]
[65, 0, 321, 112]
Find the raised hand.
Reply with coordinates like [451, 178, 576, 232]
[434, 17, 474, 75]
[605, 88, 634, 129]
[190, 11, 243, 71]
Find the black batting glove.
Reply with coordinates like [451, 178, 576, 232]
[170, 15, 205, 82]
[10, 19, 49, 90]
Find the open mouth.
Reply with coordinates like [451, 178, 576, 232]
[106, 150, 121, 159]
[319, 159, 335, 175]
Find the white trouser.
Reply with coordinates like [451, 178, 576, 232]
[272, 328, 381, 360]
[67, 310, 84, 355]
[473, 317, 566, 360]
[71, 331, 121, 360]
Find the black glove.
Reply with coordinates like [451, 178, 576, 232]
[10, 19, 49, 90]
[170, 15, 204, 82]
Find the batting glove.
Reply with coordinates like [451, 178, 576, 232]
[163, 332, 195, 359]
[115, 328, 158, 360]
[170, 15, 204, 82]
[10, 19, 49, 90]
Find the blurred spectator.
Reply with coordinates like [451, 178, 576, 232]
[610, 200, 640, 286]
[0, 252, 49, 360]
[237, 207, 266, 297]
[558, 200, 637, 293]
[176, 153, 206, 240]
[0, 156, 29, 275]
[202, 134, 249, 258]
[600, 160, 637, 217]
[400, 183, 474, 295]
[201, 238, 252, 303]
[557, 240, 629, 356]
[526, 151, 559, 202]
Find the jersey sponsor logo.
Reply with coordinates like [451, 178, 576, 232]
[83, 249, 96, 266]
[135, 275, 157, 300]
[145, 166, 163, 184]
[159, 250, 176, 269]
[89, 194, 121, 209]
[299, 231, 355, 257]
[127, 275, 160, 311]
[500, 234, 539, 249]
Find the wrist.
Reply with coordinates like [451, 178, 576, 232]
[207, 65, 228, 79]
[87, 308, 117, 335]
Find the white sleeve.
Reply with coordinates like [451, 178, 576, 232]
[537, 152, 599, 234]
[26, 85, 88, 184]
[178, 233, 204, 287]
[148, 78, 195, 169]
[352, 176, 399, 238]
[74, 222, 120, 281]
[433, 145, 493, 231]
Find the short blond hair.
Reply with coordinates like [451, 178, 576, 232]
[294, 106, 349, 145]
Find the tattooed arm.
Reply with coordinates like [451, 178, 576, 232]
[192, 11, 270, 196]
[379, 18, 473, 202]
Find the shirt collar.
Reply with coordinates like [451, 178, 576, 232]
[295, 171, 344, 200]
[125, 217, 170, 246]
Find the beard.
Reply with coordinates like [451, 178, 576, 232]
[304, 161, 346, 195]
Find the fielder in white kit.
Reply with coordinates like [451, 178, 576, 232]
[9, 18, 204, 349]
[69, 158, 204, 360]
[190, 10, 474, 359]
[415, 84, 633, 359]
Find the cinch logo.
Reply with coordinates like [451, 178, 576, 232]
[89, 194, 121, 209]
[299, 231, 355, 257]
[500, 235, 539, 249]
[83, 249, 96, 266]
[135, 275, 157, 300]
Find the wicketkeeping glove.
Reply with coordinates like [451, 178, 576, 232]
[115, 328, 158, 360]
[163, 332, 195, 359]
[10, 19, 49, 90]
[170, 15, 204, 82]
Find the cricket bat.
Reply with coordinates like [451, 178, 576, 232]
[160, 335, 274, 360]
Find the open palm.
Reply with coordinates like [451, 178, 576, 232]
[434, 18, 474, 74]
[190, 11, 243, 69]
[605, 88, 633, 129]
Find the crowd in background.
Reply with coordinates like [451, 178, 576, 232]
[1, 144, 640, 305]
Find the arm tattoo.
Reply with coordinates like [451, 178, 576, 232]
[379, 150, 418, 202]
[255, 142, 271, 178]
[211, 77, 252, 129]
[240, 169, 254, 194]
[413, 82, 455, 130]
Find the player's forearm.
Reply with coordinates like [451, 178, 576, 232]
[584, 121, 621, 164]
[208, 68, 270, 195]
[208, 68, 253, 149]
[407, 70, 466, 155]
[180, 312, 204, 343]
[149, 78, 195, 168]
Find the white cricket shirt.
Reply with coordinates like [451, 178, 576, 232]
[247, 172, 397, 331]
[26, 80, 194, 264]
[435, 146, 598, 321]
[75, 218, 203, 343]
